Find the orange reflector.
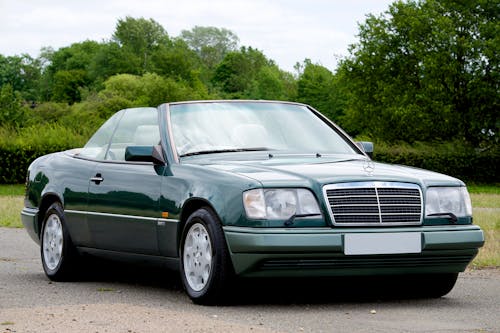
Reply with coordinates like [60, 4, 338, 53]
[161, 212, 169, 218]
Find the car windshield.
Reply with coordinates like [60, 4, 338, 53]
[169, 102, 358, 157]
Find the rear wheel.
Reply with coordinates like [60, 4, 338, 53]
[40, 202, 78, 281]
[180, 207, 233, 305]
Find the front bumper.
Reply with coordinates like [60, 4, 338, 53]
[21, 207, 40, 244]
[223, 225, 484, 277]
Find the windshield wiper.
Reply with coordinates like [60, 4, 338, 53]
[180, 147, 270, 157]
[284, 213, 322, 226]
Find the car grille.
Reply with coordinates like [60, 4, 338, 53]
[323, 182, 423, 226]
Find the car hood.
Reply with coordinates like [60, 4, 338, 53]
[184, 154, 463, 188]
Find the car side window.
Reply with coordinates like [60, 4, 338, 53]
[105, 107, 160, 161]
[78, 111, 123, 160]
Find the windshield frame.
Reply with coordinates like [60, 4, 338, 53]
[164, 100, 365, 162]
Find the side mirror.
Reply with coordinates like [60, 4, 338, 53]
[125, 145, 165, 164]
[355, 141, 374, 159]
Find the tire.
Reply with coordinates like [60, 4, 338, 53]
[40, 202, 78, 281]
[179, 207, 234, 305]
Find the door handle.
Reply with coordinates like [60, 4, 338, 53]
[90, 173, 103, 184]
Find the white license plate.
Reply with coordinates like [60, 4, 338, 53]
[344, 233, 421, 255]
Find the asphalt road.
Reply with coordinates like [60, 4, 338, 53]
[0, 227, 498, 333]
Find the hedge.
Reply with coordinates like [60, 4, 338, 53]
[1, 142, 498, 185]
[0, 123, 87, 184]
[373, 142, 499, 184]
[0, 145, 73, 184]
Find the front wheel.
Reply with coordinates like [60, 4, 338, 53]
[180, 207, 233, 305]
[40, 202, 78, 281]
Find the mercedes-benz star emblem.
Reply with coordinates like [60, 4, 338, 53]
[363, 160, 375, 176]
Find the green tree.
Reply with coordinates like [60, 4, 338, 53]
[251, 65, 297, 101]
[0, 54, 41, 101]
[89, 42, 142, 81]
[212, 47, 297, 100]
[112, 16, 169, 73]
[253, 66, 285, 100]
[0, 84, 24, 127]
[51, 70, 87, 103]
[180, 26, 239, 69]
[212, 47, 268, 97]
[296, 60, 344, 120]
[338, 0, 499, 144]
[39, 41, 103, 101]
[151, 39, 201, 82]
[47, 41, 102, 72]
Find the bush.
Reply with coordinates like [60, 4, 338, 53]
[24, 102, 72, 125]
[373, 141, 500, 184]
[0, 84, 26, 127]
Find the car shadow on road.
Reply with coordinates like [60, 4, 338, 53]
[227, 276, 442, 305]
[66, 257, 449, 305]
[73, 256, 184, 291]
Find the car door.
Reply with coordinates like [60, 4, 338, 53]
[62, 111, 124, 247]
[87, 107, 163, 255]
[59, 155, 97, 247]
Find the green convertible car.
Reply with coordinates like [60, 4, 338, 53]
[21, 100, 484, 304]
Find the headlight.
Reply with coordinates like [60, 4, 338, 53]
[425, 187, 472, 218]
[243, 188, 321, 219]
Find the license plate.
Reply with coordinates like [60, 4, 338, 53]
[344, 233, 421, 255]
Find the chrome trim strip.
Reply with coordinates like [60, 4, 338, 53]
[164, 104, 180, 163]
[324, 181, 419, 189]
[21, 207, 39, 216]
[322, 182, 423, 226]
[375, 187, 382, 223]
[333, 213, 421, 216]
[331, 204, 421, 207]
[168, 99, 309, 107]
[159, 218, 179, 223]
[64, 209, 179, 223]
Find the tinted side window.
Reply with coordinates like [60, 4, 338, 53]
[78, 111, 123, 159]
[105, 107, 160, 161]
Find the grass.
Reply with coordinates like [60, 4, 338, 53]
[467, 184, 500, 194]
[0, 184, 24, 196]
[0, 184, 498, 267]
[471, 192, 500, 208]
[468, 187, 500, 268]
[0, 185, 25, 228]
[469, 187, 500, 267]
[471, 207, 499, 268]
[0, 195, 24, 228]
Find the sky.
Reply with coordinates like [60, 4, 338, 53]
[0, 0, 394, 72]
